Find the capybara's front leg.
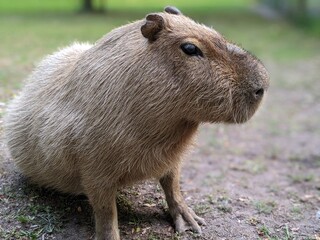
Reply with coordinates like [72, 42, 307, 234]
[87, 189, 120, 240]
[160, 166, 206, 234]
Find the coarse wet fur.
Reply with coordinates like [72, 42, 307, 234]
[4, 6, 269, 240]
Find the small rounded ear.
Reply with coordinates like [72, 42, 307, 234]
[141, 14, 164, 42]
[164, 6, 182, 15]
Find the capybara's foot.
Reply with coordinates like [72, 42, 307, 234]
[172, 205, 206, 233]
[160, 170, 206, 234]
[95, 231, 120, 240]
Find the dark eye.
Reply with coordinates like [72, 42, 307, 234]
[180, 43, 203, 57]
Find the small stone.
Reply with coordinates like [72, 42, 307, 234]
[316, 210, 320, 220]
[143, 203, 156, 207]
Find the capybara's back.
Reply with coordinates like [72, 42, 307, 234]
[5, 43, 93, 194]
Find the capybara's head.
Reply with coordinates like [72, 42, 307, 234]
[140, 6, 269, 124]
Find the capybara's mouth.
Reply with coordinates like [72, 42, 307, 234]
[235, 101, 262, 124]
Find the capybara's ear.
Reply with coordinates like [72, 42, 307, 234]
[164, 6, 182, 15]
[141, 14, 164, 42]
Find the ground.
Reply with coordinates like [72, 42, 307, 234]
[0, 3, 320, 240]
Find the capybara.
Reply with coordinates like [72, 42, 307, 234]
[4, 6, 269, 240]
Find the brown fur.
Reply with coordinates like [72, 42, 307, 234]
[4, 7, 269, 240]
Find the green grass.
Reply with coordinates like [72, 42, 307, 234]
[290, 204, 302, 220]
[0, 0, 254, 13]
[0, 184, 66, 240]
[231, 158, 267, 174]
[209, 195, 233, 213]
[258, 224, 294, 240]
[289, 174, 314, 184]
[194, 202, 212, 215]
[254, 200, 277, 214]
[0, 0, 80, 13]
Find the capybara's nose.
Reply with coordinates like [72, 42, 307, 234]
[253, 88, 264, 100]
[253, 88, 264, 99]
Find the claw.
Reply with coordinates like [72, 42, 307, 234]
[175, 215, 187, 233]
[195, 216, 207, 226]
[191, 224, 202, 234]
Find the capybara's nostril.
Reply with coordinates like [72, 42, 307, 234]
[254, 88, 264, 99]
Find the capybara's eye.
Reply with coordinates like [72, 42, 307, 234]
[180, 43, 203, 57]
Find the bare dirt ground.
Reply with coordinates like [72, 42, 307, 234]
[0, 56, 319, 239]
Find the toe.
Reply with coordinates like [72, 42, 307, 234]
[195, 216, 207, 226]
[175, 215, 187, 233]
[188, 207, 207, 225]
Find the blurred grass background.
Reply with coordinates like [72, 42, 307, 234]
[0, 0, 319, 102]
[0, 0, 254, 12]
